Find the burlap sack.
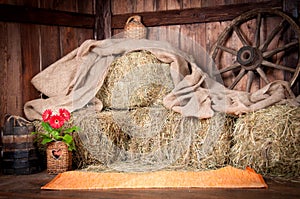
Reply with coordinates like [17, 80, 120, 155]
[24, 39, 299, 120]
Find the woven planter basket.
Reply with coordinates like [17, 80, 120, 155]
[46, 141, 72, 174]
[124, 15, 147, 39]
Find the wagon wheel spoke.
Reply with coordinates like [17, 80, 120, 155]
[256, 67, 270, 84]
[254, 13, 262, 47]
[211, 9, 300, 93]
[215, 62, 241, 75]
[246, 71, 255, 92]
[229, 68, 246, 89]
[233, 25, 249, 46]
[259, 19, 286, 52]
[261, 60, 296, 72]
[262, 40, 298, 58]
[216, 44, 238, 56]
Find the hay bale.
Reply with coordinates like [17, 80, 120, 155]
[96, 50, 174, 109]
[72, 107, 233, 172]
[229, 105, 300, 179]
[186, 113, 235, 171]
[72, 109, 130, 169]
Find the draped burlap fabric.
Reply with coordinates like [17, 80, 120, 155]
[24, 39, 299, 121]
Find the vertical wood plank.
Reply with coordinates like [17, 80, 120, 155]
[154, 0, 181, 48]
[0, 22, 8, 125]
[20, 24, 41, 113]
[77, 28, 94, 45]
[40, 25, 60, 69]
[59, 26, 78, 56]
[189, 0, 202, 8]
[180, 23, 208, 71]
[166, 0, 182, 9]
[136, 0, 147, 12]
[182, 0, 202, 9]
[112, 0, 129, 14]
[180, 1, 206, 72]
[128, 0, 136, 13]
[194, 23, 208, 71]
[155, 0, 167, 11]
[77, 0, 94, 14]
[180, 0, 205, 71]
[57, 0, 78, 56]
[154, 0, 167, 42]
[7, 23, 23, 116]
[283, 0, 299, 95]
[111, 0, 131, 37]
[206, 21, 229, 75]
[203, 0, 226, 76]
[96, 0, 112, 40]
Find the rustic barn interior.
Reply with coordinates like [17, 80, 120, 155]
[0, 0, 300, 198]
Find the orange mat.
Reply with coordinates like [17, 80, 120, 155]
[41, 166, 267, 190]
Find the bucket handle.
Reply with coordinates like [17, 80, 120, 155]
[126, 15, 142, 24]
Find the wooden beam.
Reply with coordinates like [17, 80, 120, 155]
[95, 0, 112, 40]
[111, 0, 282, 29]
[0, 4, 95, 29]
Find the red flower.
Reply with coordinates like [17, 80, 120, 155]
[49, 115, 65, 129]
[59, 108, 71, 121]
[42, 109, 52, 122]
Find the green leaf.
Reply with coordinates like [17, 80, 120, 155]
[31, 131, 37, 135]
[67, 141, 76, 151]
[63, 134, 73, 144]
[68, 143, 76, 151]
[41, 138, 53, 145]
[52, 131, 62, 140]
[64, 126, 80, 133]
[41, 121, 53, 132]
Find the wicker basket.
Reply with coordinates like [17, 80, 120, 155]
[124, 15, 147, 39]
[46, 141, 72, 174]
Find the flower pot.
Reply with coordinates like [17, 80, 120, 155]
[46, 141, 72, 174]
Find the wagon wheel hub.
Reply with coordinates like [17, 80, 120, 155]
[237, 46, 262, 70]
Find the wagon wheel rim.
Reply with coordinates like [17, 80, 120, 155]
[211, 8, 300, 93]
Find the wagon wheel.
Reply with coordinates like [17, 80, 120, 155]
[211, 8, 300, 93]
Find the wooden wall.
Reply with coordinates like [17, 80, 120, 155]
[0, 0, 94, 126]
[111, 0, 273, 54]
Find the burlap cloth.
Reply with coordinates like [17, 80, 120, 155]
[24, 39, 299, 121]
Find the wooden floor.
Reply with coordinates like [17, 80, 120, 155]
[0, 171, 299, 199]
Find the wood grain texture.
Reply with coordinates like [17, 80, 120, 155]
[6, 23, 23, 116]
[20, 24, 41, 108]
[0, 4, 95, 28]
[0, 0, 95, 126]
[40, 25, 60, 69]
[95, 0, 112, 40]
[0, 22, 8, 125]
[111, 1, 282, 28]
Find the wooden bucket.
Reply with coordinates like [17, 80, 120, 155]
[46, 141, 72, 174]
[1, 115, 41, 175]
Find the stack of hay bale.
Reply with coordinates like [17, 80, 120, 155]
[34, 50, 299, 180]
[73, 50, 233, 172]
